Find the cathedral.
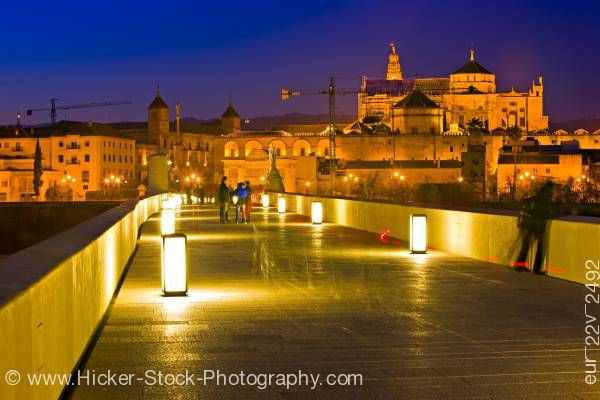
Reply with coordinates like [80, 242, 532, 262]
[358, 44, 548, 133]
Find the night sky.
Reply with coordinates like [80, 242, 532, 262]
[1, 0, 598, 125]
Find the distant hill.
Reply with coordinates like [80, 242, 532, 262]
[551, 117, 600, 132]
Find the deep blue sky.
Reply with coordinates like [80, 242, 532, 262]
[1, 0, 598, 125]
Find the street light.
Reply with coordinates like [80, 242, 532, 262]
[161, 207, 175, 235]
[161, 233, 188, 296]
[311, 201, 323, 224]
[277, 197, 286, 214]
[410, 214, 427, 254]
[262, 194, 270, 208]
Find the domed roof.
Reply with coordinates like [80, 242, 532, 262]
[452, 50, 493, 75]
[148, 86, 168, 110]
[222, 102, 240, 118]
[394, 89, 439, 108]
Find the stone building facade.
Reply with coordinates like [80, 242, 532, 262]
[358, 45, 548, 133]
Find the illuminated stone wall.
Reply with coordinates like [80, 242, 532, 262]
[0, 195, 160, 400]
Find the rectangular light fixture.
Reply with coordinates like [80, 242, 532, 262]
[162, 233, 188, 296]
[410, 214, 427, 254]
[311, 201, 323, 224]
[161, 208, 175, 235]
[161, 199, 172, 210]
[262, 194, 270, 208]
[277, 197, 286, 214]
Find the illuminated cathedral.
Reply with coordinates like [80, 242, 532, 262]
[358, 44, 548, 134]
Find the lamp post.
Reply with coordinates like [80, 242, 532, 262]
[161, 196, 175, 235]
[161, 233, 188, 296]
[410, 214, 427, 254]
[277, 196, 286, 214]
[262, 193, 270, 208]
[311, 201, 323, 224]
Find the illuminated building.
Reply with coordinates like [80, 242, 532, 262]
[0, 124, 135, 201]
[358, 44, 549, 133]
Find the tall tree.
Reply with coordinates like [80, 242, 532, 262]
[466, 117, 486, 145]
[33, 139, 43, 197]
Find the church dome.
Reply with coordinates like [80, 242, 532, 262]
[451, 50, 493, 75]
[394, 90, 439, 108]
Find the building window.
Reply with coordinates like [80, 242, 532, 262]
[82, 171, 90, 183]
[546, 168, 550, 174]
[206, 143, 209, 151]
[130, 156, 133, 163]
[3, 143, 7, 148]
[450, 146, 454, 152]
[85, 141, 90, 147]
[411, 127, 418, 134]
[300, 148, 306, 156]
[83, 185, 88, 190]
[0, 193, 6, 201]
[59, 141, 63, 147]
[112, 155, 115, 162]
[519, 117, 525, 127]
[84, 154, 90, 162]
[103, 154, 106, 162]
[1, 180, 8, 187]
[58, 155, 64, 163]
[119, 155, 122, 163]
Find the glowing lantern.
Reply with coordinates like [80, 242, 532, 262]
[277, 197, 286, 214]
[161, 233, 188, 296]
[410, 214, 427, 254]
[311, 201, 323, 224]
[262, 194, 270, 208]
[232, 195, 239, 205]
[161, 207, 175, 235]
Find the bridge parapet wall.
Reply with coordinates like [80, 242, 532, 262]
[281, 193, 599, 284]
[0, 195, 161, 400]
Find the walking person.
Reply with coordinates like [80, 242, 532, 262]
[244, 180, 253, 222]
[218, 176, 230, 223]
[514, 183, 554, 274]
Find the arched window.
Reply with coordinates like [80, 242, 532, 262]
[224, 141, 239, 158]
[292, 139, 311, 157]
[244, 140, 262, 157]
[317, 139, 329, 156]
[268, 140, 287, 157]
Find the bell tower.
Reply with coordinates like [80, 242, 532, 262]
[147, 85, 169, 147]
[386, 42, 402, 80]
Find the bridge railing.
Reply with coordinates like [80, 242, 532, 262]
[0, 195, 161, 400]
[277, 193, 599, 284]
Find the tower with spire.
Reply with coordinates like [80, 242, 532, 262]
[386, 42, 402, 80]
[221, 101, 241, 133]
[147, 85, 170, 147]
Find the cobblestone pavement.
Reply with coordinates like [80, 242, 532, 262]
[67, 205, 595, 399]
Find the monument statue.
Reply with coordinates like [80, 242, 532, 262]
[265, 144, 285, 193]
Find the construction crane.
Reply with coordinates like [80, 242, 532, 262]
[26, 98, 132, 124]
[281, 77, 358, 194]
